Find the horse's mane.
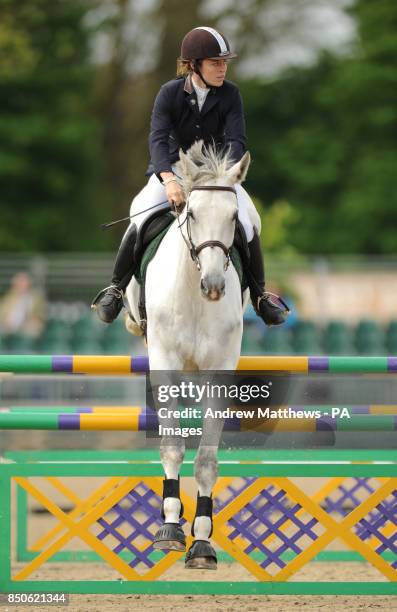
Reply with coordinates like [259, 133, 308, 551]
[176, 141, 234, 194]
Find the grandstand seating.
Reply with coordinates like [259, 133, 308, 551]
[386, 320, 397, 353]
[1, 310, 396, 355]
[354, 319, 384, 355]
[323, 320, 354, 355]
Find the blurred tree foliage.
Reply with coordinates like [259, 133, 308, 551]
[243, 0, 397, 254]
[0, 0, 103, 251]
[0, 0, 396, 254]
[93, 0, 203, 247]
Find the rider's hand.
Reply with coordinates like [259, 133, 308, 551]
[165, 180, 185, 208]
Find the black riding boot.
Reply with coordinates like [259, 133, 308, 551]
[91, 224, 138, 323]
[247, 231, 288, 326]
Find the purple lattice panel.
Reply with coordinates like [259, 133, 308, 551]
[356, 490, 397, 570]
[321, 477, 395, 540]
[356, 492, 396, 541]
[214, 477, 256, 513]
[93, 482, 176, 573]
[323, 477, 377, 517]
[226, 485, 324, 577]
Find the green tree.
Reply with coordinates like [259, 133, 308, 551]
[0, 0, 101, 251]
[93, 0, 203, 247]
[243, 0, 397, 254]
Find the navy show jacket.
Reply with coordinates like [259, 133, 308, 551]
[147, 74, 246, 177]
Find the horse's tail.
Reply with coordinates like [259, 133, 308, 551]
[124, 312, 144, 337]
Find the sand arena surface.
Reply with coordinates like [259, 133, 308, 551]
[3, 558, 395, 612]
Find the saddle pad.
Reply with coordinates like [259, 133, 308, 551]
[135, 225, 171, 286]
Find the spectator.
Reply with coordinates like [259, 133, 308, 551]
[0, 272, 46, 340]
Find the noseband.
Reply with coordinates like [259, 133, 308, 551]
[176, 185, 237, 272]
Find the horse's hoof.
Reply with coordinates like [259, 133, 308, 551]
[153, 523, 186, 551]
[185, 540, 217, 570]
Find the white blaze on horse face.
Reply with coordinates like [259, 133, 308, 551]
[189, 192, 237, 302]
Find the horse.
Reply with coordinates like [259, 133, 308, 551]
[125, 142, 252, 569]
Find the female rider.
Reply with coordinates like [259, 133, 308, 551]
[92, 26, 287, 326]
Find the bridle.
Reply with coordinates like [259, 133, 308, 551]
[174, 185, 237, 272]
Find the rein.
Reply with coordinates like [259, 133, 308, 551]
[174, 185, 237, 272]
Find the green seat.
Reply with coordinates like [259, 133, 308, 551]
[291, 321, 321, 354]
[39, 337, 72, 353]
[71, 337, 103, 354]
[72, 313, 104, 348]
[323, 321, 354, 354]
[260, 328, 292, 354]
[102, 337, 136, 354]
[241, 323, 264, 355]
[385, 320, 397, 353]
[354, 319, 384, 355]
[5, 333, 36, 352]
[41, 319, 72, 348]
[102, 318, 126, 341]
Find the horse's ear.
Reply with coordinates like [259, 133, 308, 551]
[227, 151, 251, 184]
[178, 149, 199, 181]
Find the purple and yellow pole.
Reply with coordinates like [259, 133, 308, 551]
[1, 355, 397, 374]
[0, 409, 396, 431]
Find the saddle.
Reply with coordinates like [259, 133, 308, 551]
[133, 209, 250, 336]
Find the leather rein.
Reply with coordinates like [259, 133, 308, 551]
[175, 185, 237, 272]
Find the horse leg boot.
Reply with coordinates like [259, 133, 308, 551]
[185, 446, 218, 570]
[247, 229, 287, 326]
[153, 442, 186, 551]
[91, 224, 138, 323]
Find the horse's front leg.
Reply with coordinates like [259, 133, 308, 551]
[153, 433, 186, 551]
[185, 416, 224, 570]
[149, 359, 187, 552]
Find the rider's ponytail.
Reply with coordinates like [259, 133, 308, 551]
[176, 59, 193, 77]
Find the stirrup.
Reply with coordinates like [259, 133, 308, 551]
[257, 292, 290, 313]
[256, 292, 290, 326]
[91, 285, 124, 309]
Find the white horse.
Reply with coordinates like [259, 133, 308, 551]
[125, 142, 251, 569]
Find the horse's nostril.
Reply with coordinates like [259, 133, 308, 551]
[200, 279, 207, 293]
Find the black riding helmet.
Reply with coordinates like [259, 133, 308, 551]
[180, 27, 237, 88]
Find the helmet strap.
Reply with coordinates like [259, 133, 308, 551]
[192, 60, 211, 89]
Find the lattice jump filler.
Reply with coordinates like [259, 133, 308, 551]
[1, 450, 396, 595]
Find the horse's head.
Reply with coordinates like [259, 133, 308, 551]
[176, 142, 250, 301]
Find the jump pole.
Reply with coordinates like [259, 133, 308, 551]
[0, 411, 396, 431]
[2, 405, 397, 414]
[1, 355, 397, 374]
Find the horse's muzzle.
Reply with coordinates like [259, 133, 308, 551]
[200, 276, 225, 301]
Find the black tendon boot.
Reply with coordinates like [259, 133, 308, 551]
[91, 224, 138, 323]
[247, 230, 289, 326]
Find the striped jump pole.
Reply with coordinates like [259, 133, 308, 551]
[1, 355, 397, 374]
[2, 404, 397, 415]
[0, 410, 396, 431]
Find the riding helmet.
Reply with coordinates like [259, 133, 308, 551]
[180, 27, 237, 61]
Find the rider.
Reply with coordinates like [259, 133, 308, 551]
[92, 26, 287, 326]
